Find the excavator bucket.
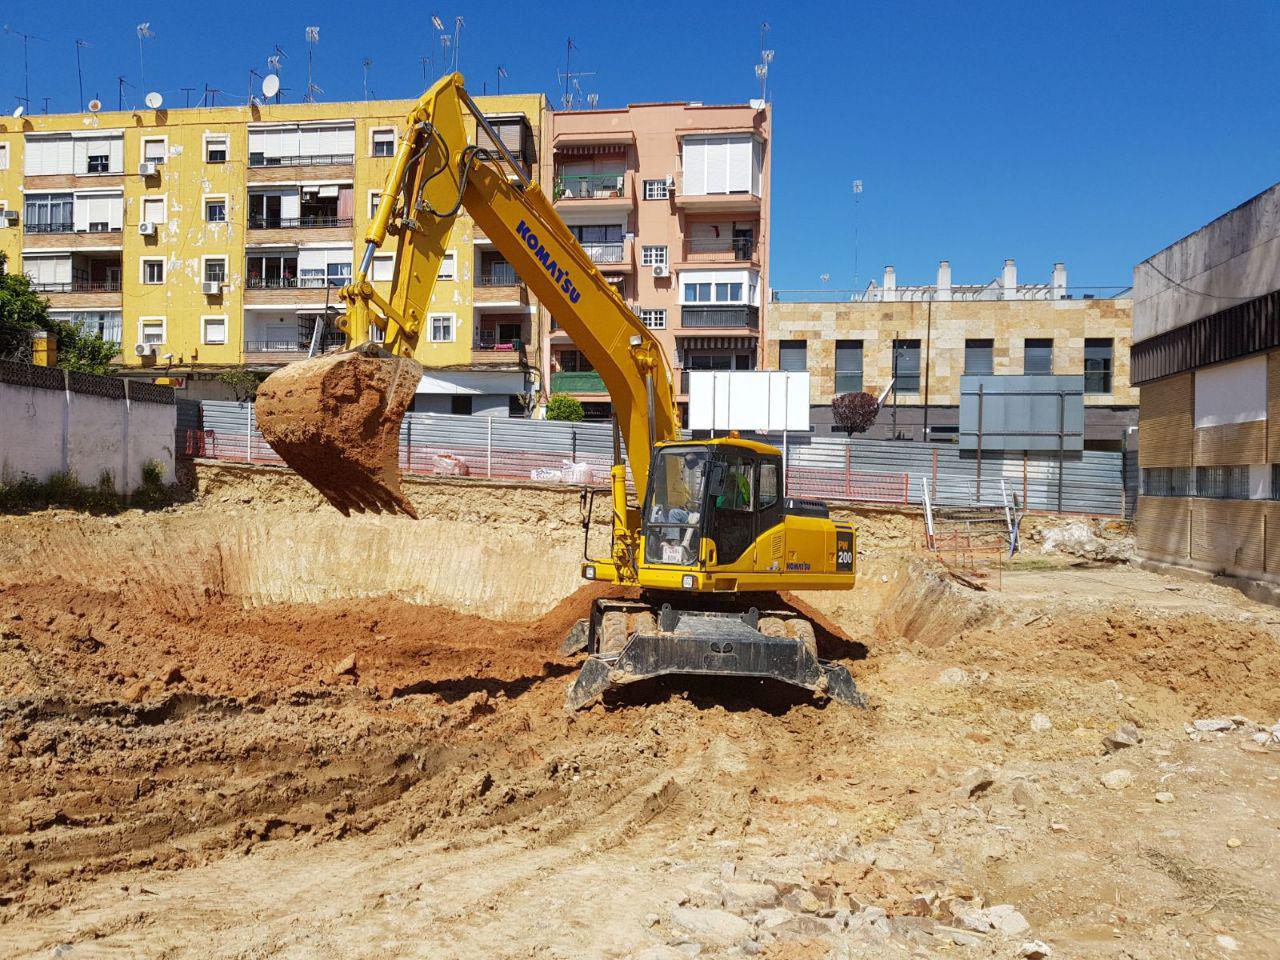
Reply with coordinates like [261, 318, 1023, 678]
[256, 343, 423, 518]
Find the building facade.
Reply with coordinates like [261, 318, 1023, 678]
[766, 260, 1135, 448]
[545, 99, 770, 420]
[0, 94, 548, 411]
[1132, 180, 1280, 593]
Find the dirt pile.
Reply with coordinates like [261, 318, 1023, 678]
[256, 346, 423, 517]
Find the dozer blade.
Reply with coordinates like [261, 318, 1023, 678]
[256, 343, 423, 518]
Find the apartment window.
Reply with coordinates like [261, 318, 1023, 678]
[202, 316, 227, 345]
[643, 179, 670, 200]
[1024, 338, 1053, 375]
[142, 138, 166, 164]
[682, 134, 762, 196]
[1084, 338, 1114, 394]
[779, 339, 807, 372]
[371, 128, 396, 157]
[684, 281, 746, 303]
[371, 254, 395, 282]
[139, 317, 166, 345]
[964, 339, 994, 376]
[835, 340, 863, 395]
[246, 252, 298, 287]
[141, 258, 165, 284]
[87, 153, 109, 174]
[438, 250, 457, 280]
[451, 395, 473, 415]
[141, 196, 166, 225]
[369, 191, 382, 217]
[0, 143, 9, 170]
[430, 314, 455, 342]
[204, 258, 227, 284]
[640, 309, 666, 330]
[205, 135, 228, 163]
[1196, 465, 1249, 500]
[641, 245, 668, 267]
[892, 339, 921, 393]
[205, 197, 227, 222]
[1143, 467, 1192, 498]
[24, 193, 73, 230]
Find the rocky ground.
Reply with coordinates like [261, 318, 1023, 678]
[1, 466, 1278, 959]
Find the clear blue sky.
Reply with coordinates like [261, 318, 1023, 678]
[5, 1, 1277, 291]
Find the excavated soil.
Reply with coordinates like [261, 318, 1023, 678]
[2, 464, 1279, 959]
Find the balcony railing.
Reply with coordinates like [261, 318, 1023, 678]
[32, 280, 122, 293]
[244, 334, 346, 353]
[686, 236, 756, 260]
[246, 276, 352, 289]
[582, 241, 624, 264]
[554, 174, 626, 200]
[551, 371, 607, 393]
[473, 337, 524, 353]
[680, 304, 760, 329]
[24, 223, 123, 235]
[248, 216, 353, 230]
[249, 153, 355, 168]
[476, 268, 519, 286]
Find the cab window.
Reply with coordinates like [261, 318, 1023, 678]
[716, 455, 754, 511]
[759, 461, 779, 510]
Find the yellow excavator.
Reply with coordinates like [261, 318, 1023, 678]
[256, 74, 864, 710]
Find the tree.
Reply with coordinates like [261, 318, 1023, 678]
[217, 366, 265, 402]
[0, 253, 116, 373]
[546, 393, 585, 422]
[832, 391, 881, 436]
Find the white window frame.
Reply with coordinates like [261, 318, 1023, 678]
[368, 190, 382, 218]
[203, 194, 228, 223]
[140, 194, 167, 225]
[141, 136, 168, 165]
[369, 126, 396, 158]
[201, 255, 228, 285]
[371, 253, 395, 282]
[140, 257, 165, 285]
[641, 245, 668, 267]
[139, 316, 167, 346]
[0, 143, 9, 171]
[204, 133, 229, 164]
[438, 249, 457, 281]
[640, 308, 667, 330]
[201, 315, 228, 345]
[643, 178, 669, 200]
[429, 312, 456, 343]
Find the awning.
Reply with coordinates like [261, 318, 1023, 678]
[673, 335, 758, 350]
[553, 142, 628, 156]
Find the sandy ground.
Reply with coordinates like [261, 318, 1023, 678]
[1, 465, 1278, 959]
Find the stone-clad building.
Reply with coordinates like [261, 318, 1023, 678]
[765, 260, 1135, 449]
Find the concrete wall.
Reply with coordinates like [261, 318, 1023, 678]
[1133, 181, 1280, 342]
[0, 381, 175, 492]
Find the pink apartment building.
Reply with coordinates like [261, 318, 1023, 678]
[543, 99, 771, 421]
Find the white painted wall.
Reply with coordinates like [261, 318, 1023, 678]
[1193, 354, 1268, 428]
[0, 382, 175, 493]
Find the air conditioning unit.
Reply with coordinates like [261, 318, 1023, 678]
[202, 280, 222, 295]
[138, 221, 156, 236]
[135, 343, 156, 358]
[652, 263, 670, 278]
[138, 161, 158, 177]
[0, 210, 17, 224]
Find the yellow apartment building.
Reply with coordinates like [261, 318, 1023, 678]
[0, 93, 547, 412]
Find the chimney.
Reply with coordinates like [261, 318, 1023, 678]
[1002, 259, 1017, 299]
[1052, 262, 1067, 299]
[936, 260, 952, 301]
[883, 265, 897, 303]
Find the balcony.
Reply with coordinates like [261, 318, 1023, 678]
[243, 332, 345, 365]
[681, 235, 758, 265]
[244, 276, 350, 306]
[23, 223, 124, 249]
[551, 370, 607, 394]
[552, 172, 633, 212]
[472, 337, 527, 366]
[249, 154, 355, 168]
[31, 280, 121, 293]
[583, 241, 625, 265]
[680, 305, 760, 329]
[248, 216, 353, 230]
[474, 268, 529, 308]
[32, 278, 124, 309]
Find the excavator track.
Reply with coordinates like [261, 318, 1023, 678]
[562, 597, 866, 711]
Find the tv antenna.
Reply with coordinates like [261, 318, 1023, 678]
[452, 16, 464, 72]
[4, 26, 46, 116]
[202, 83, 221, 108]
[136, 22, 155, 84]
[755, 22, 774, 102]
[851, 180, 864, 289]
[362, 58, 373, 100]
[304, 26, 321, 102]
[557, 37, 595, 111]
[420, 56, 432, 82]
[587, 92, 599, 110]
[496, 64, 507, 94]
[116, 75, 132, 111]
[267, 46, 286, 103]
[75, 39, 91, 112]
[181, 86, 197, 108]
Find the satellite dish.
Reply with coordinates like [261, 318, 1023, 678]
[12, 105, 23, 118]
[145, 91, 163, 109]
[261, 74, 280, 99]
[88, 99, 102, 113]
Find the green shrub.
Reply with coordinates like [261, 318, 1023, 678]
[546, 394, 585, 423]
[131, 459, 169, 509]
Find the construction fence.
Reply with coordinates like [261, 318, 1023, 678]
[187, 401, 1130, 517]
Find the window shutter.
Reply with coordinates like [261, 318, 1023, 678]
[281, 190, 300, 219]
[248, 128, 268, 156]
[683, 138, 707, 195]
[108, 195, 124, 229]
[705, 137, 729, 194]
[332, 126, 354, 156]
[72, 198, 89, 232]
[299, 126, 322, 157]
[108, 137, 123, 171]
[726, 137, 752, 193]
[779, 340, 807, 372]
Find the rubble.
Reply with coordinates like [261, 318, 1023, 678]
[1103, 723, 1142, 753]
[1100, 769, 1135, 790]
